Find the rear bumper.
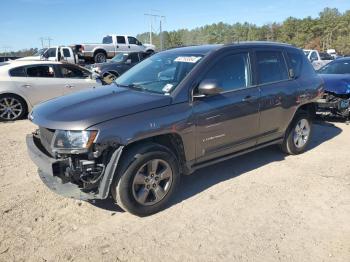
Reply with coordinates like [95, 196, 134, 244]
[26, 134, 123, 201]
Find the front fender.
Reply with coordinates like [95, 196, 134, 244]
[88, 102, 195, 162]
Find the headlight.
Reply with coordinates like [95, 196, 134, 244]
[52, 130, 98, 153]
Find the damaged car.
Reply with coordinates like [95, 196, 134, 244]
[26, 43, 323, 216]
[316, 57, 350, 119]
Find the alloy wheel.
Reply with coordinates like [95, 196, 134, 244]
[293, 119, 310, 148]
[0, 97, 23, 120]
[132, 159, 173, 206]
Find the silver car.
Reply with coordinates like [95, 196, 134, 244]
[0, 60, 102, 121]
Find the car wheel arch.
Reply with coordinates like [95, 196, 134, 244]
[0, 92, 31, 113]
[114, 132, 188, 176]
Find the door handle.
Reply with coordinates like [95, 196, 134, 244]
[128, 45, 130, 48]
[116, 45, 119, 48]
[22, 84, 31, 88]
[65, 84, 74, 88]
[242, 95, 256, 102]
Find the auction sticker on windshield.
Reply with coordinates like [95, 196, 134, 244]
[162, 83, 174, 93]
[174, 56, 201, 63]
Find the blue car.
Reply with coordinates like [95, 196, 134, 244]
[317, 57, 350, 118]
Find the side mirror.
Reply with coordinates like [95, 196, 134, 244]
[125, 59, 132, 64]
[289, 68, 295, 79]
[195, 79, 223, 97]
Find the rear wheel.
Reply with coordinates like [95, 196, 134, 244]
[94, 52, 107, 63]
[111, 143, 180, 216]
[0, 94, 27, 121]
[281, 113, 312, 155]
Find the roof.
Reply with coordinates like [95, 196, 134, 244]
[0, 60, 63, 71]
[163, 41, 297, 56]
[163, 44, 222, 55]
[331, 57, 350, 62]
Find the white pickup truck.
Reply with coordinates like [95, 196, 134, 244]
[303, 49, 334, 70]
[17, 46, 79, 64]
[74, 35, 156, 63]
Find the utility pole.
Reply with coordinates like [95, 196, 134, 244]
[144, 13, 165, 50]
[47, 37, 53, 48]
[39, 37, 53, 48]
[39, 37, 44, 48]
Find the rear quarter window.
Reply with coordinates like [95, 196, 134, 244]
[9, 66, 26, 77]
[286, 51, 303, 78]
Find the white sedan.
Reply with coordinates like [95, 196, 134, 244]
[0, 61, 102, 121]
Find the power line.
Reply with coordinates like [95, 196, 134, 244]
[39, 37, 53, 48]
[144, 13, 166, 50]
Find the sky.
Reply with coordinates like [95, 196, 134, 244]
[1, 0, 349, 51]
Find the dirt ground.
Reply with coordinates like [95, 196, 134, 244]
[0, 119, 349, 262]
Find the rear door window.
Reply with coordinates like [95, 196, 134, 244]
[256, 51, 289, 85]
[26, 65, 55, 78]
[117, 36, 126, 44]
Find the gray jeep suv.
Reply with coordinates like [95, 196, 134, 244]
[27, 42, 323, 216]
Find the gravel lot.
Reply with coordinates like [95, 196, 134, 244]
[0, 120, 349, 262]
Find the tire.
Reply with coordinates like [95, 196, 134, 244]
[94, 52, 107, 63]
[0, 94, 27, 121]
[281, 113, 313, 155]
[146, 49, 155, 55]
[111, 143, 180, 216]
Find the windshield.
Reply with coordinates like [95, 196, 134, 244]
[317, 60, 350, 74]
[115, 52, 203, 94]
[34, 48, 48, 56]
[111, 53, 129, 63]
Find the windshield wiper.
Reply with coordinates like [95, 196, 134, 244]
[115, 83, 146, 91]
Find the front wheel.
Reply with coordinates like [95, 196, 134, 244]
[111, 143, 180, 216]
[281, 113, 313, 155]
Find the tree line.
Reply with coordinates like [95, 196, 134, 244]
[1, 7, 349, 57]
[0, 48, 38, 58]
[137, 7, 350, 55]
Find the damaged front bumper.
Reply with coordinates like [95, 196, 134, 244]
[26, 134, 123, 201]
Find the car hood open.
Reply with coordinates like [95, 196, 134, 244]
[30, 85, 172, 130]
[319, 74, 350, 95]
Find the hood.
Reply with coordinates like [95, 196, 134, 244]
[91, 61, 123, 71]
[143, 43, 156, 49]
[30, 85, 172, 130]
[319, 74, 350, 95]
